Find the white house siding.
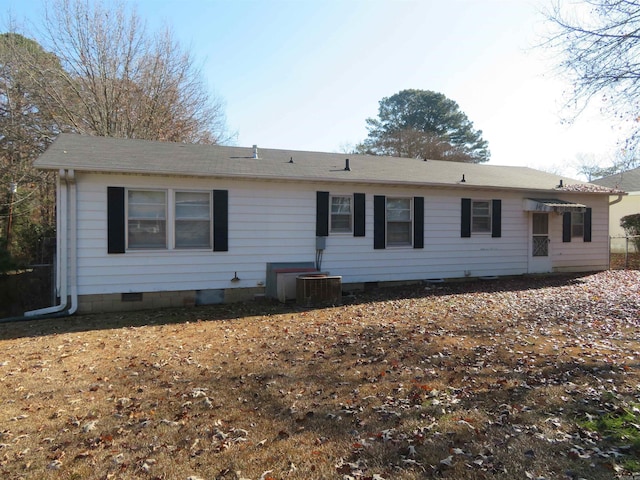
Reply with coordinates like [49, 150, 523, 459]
[320, 186, 528, 282]
[70, 173, 611, 303]
[550, 194, 610, 272]
[74, 173, 317, 296]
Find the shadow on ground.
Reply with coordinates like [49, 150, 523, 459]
[0, 272, 597, 340]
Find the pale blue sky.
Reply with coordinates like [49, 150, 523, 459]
[2, 0, 623, 177]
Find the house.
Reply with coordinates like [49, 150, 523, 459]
[29, 134, 616, 315]
[592, 167, 640, 252]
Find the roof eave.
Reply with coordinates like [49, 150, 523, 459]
[37, 164, 617, 195]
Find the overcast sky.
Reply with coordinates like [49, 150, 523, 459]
[2, 0, 625, 178]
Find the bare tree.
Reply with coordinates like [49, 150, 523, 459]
[0, 32, 58, 258]
[37, 0, 230, 144]
[572, 152, 619, 181]
[1, 0, 233, 263]
[544, 0, 640, 164]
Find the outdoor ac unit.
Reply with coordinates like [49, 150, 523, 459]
[296, 274, 342, 306]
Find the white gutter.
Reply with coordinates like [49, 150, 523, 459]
[23, 169, 78, 317]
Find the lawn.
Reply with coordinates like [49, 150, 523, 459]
[1, 271, 639, 480]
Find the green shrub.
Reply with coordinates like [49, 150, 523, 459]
[620, 213, 640, 251]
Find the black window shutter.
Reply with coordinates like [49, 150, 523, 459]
[413, 196, 424, 249]
[583, 207, 592, 242]
[461, 198, 471, 238]
[491, 199, 502, 238]
[213, 189, 228, 252]
[373, 195, 386, 249]
[562, 212, 572, 242]
[353, 193, 365, 237]
[316, 191, 329, 237]
[107, 186, 125, 254]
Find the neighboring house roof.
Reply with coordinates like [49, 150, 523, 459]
[592, 166, 640, 192]
[35, 134, 617, 195]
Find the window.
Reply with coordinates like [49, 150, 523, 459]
[317, 191, 365, 238]
[563, 209, 591, 243]
[386, 197, 412, 246]
[330, 195, 352, 233]
[374, 195, 423, 249]
[472, 200, 491, 233]
[108, 187, 228, 253]
[126, 189, 211, 249]
[175, 191, 211, 248]
[571, 212, 584, 238]
[127, 190, 167, 249]
[461, 198, 501, 238]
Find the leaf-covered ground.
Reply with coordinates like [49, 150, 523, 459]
[1, 270, 639, 480]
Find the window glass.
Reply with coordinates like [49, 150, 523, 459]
[386, 197, 412, 246]
[387, 198, 411, 221]
[127, 190, 167, 248]
[330, 195, 352, 233]
[175, 191, 211, 248]
[387, 222, 412, 245]
[472, 200, 491, 233]
[532, 213, 548, 235]
[571, 212, 584, 238]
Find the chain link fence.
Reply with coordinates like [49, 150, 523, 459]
[0, 237, 56, 318]
[610, 235, 640, 270]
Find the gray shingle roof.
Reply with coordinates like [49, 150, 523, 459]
[34, 134, 613, 194]
[592, 167, 640, 192]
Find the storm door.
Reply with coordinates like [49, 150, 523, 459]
[529, 213, 552, 273]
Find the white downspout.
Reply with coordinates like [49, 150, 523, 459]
[56, 171, 64, 302]
[24, 169, 72, 316]
[66, 169, 78, 315]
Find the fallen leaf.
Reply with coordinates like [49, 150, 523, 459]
[440, 455, 454, 466]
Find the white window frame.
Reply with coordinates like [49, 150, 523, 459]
[174, 190, 212, 249]
[126, 189, 168, 250]
[386, 197, 413, 247]
[125, 188, 213, 251]
[330, 194, 353, 234]
[571, 211, 584, 238]
[471, 200, 491, 234]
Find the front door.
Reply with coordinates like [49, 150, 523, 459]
[529, 213, 552, 273]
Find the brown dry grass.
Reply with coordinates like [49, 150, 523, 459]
[1, 271, 639, 480]
[610, 252, 640, 270]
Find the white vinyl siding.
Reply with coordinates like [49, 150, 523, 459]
[552, 198, 609, 272]
[70, 174, 610, 297]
